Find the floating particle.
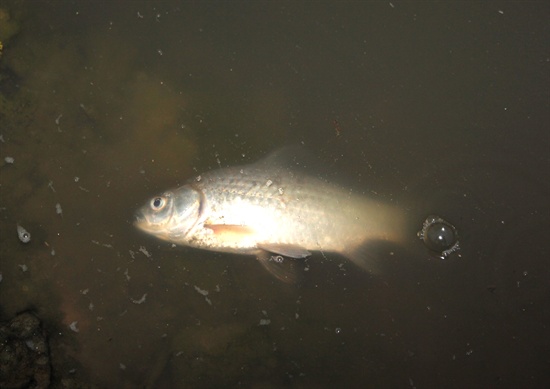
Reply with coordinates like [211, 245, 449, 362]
[55, 203, 63, 216]
[194, 285, 209, 296]
[270, 255, 284, 263]
[130, 293, 147, 304]
[139, 246, 151, 258]
[69, 321, 79, 333]
[194, 286, 212, 305]
[4, 156, 14, 164]
[17, 224, 31, 243]
[259, 319, 271, 326]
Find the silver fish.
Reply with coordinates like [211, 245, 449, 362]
[135, 150, 406, 282]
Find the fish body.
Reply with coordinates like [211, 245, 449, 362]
[135, 150, 405, 281]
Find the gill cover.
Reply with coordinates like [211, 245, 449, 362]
[135, 185, 203, 242]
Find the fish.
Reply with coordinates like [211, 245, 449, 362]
[134, 149, 406, 282]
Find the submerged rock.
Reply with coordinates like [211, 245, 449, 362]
[0, 312, 51, 389]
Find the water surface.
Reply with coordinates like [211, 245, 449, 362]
[0, 1, 548, 388]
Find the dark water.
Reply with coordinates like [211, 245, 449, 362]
[0, 1, 548, 388]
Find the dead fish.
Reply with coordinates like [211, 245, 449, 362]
[135, 149, 406, 282]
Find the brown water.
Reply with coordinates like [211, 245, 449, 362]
[0, 1, 548, 388]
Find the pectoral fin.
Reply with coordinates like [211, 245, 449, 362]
[205, 224, 256, 238]
[344, 240, 403, 275]
[257, 243, 311, 259]
[256, 251, 299, 284]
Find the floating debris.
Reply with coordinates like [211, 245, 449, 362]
[69, 321, 79, 333]
[16, 224, 31, 243]
[4, 156, 14, 164]
[91, 240, 113, 249]
[19, 264, 28, 272]
[55, 114, 63, 131]
[259, 310, 270, 325]
[130, 293, 147, 304]
[194, 285, 208, 296]
[138, 246, 151, 258]
[55, 203, 63, 216]
[270, 255, 284, 263]
[194, 285, 212, 305]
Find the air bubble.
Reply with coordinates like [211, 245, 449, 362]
[418, 215, 459, 259]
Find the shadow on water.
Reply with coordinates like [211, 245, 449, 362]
[0, 1, 548, 388]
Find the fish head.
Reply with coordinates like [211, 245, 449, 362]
[134, 186, 202, 243]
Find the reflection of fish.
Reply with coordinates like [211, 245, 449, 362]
[135, 149, 405, 282]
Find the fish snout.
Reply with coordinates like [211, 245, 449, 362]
[134, 210, 147, 227]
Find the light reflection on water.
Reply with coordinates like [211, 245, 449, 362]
[0, 1, 548, 388]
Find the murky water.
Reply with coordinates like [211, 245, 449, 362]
[1, 1, 548, 388]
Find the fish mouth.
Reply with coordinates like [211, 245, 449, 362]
[134, 211, 169, 236]
[134, 211, 149, 230]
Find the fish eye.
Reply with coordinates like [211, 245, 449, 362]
[151, 196, 166, 211]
